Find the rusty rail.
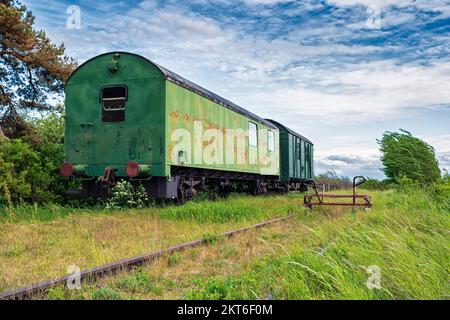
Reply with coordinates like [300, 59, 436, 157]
[0, 215, 292, 300]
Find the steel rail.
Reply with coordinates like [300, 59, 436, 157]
[0, 215, 292, 300]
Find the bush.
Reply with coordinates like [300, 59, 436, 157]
[360, 178, 392, 191]
[105, 181, 149, 210]
[0, 113, 68, 206]
[0, 138, 56, 205]
[431, 170, 450, 208]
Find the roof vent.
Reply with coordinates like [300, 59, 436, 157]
[108, 53, 120, 72]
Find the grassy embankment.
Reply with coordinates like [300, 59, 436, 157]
[0, 194, 302, 291]
[1, 188, 448, 300]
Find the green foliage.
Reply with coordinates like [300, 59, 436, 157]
[187, 188, 449, 300]
[0, 138, 55, 204]
[158, 194, 303, 223]
[394, 176, 420, 191]
[0, 0, 76, 138]
[160, 197, 263, 222]
[431, 170, 450, 207]
[47, 287, 70, 300]
[220, 244, 238, 258]
[202, 232, 221, 245]
[0, 193, 301, 224]
[91, 287, 124, 300]
[115, 270, 157, 294]
[188, 278, 236, 299]
[0, 113, 69, 206]
[0, 203, 98, 222]
[105, 181, 149, 210]
[437, 170, 450, 194]
[378, 129, 441, 186]
[167, 252, 183, 267]
[361, 178, 392, 191]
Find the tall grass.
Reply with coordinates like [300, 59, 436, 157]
[0, 193, 302, 224]
[0, 203, 100, 223]
[0, 193, 304, 290]
[158, 194, 301, 223]
[187, 188, 449, 300]
[2, 186, 448, 299]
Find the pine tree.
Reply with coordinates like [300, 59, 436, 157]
[0, 0, 76, 137]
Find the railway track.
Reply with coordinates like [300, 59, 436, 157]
[0, 215, 293, 300]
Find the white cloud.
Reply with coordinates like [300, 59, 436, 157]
[327, 0, 411, 7]
[422, 134, 450, 172]
[244, 0, 291, 4]
[234, 60, 450, 126]
[315, 151, 383, 178]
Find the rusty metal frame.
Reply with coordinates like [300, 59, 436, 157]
[304, 176, 372, 209]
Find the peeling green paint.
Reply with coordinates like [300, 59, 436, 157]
[65, 52, 280, 178]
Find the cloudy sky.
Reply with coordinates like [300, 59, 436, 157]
[23, 0, 450, 179]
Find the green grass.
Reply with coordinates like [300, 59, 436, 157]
[0, 202, 103, 223]
[158, 194, 299, 223]
[2, 187, 448, 300]
[0, 193, 305, 291]
[186, 189, 449, 300]
[0, 193, 301, 224]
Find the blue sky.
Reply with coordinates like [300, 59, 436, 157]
[23, 0, 450, 179]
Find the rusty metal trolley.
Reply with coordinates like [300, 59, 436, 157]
[304, 176, 372, 209]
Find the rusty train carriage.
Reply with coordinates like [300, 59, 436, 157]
[61, 52, 314, 200]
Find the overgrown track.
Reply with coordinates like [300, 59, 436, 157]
[0, 215, 293, 300]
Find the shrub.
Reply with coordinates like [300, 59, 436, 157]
[360, 178, 392, 191]
[202, 233, 221, 245]
[105, 181, 149, 210]
[431, 170, 450, 208]
[0, 113, 70, 206]
[0, 138, 56, 205]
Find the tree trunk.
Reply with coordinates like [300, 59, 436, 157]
[0, 126, 7, 140]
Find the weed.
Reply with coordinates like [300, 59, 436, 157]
[2, 244, 21, 257]
[115, 270, 156, 294]
[167, 252, 182, 267]
[1, 189, 448, 300]
[202, 233, 221, 245]
[186, 188, 449, 300]
[105, 181, 149, 210]
[91, 287, 124, 300]
[220, 244, 237, 259]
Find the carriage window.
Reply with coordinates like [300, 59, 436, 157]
[101, 85, 127, 122]
[268, 130, 274, 152]
[249, 122, 257, 147]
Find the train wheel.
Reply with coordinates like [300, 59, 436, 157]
[218, 179, 231, 198]
[176, 177, 199, 204]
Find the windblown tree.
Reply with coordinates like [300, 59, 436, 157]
[378, 129, 441, 186]
[0, 0, 76, 138]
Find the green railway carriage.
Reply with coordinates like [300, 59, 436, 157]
[62, 52, 281, 199]
[265, 120, 314, 191]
